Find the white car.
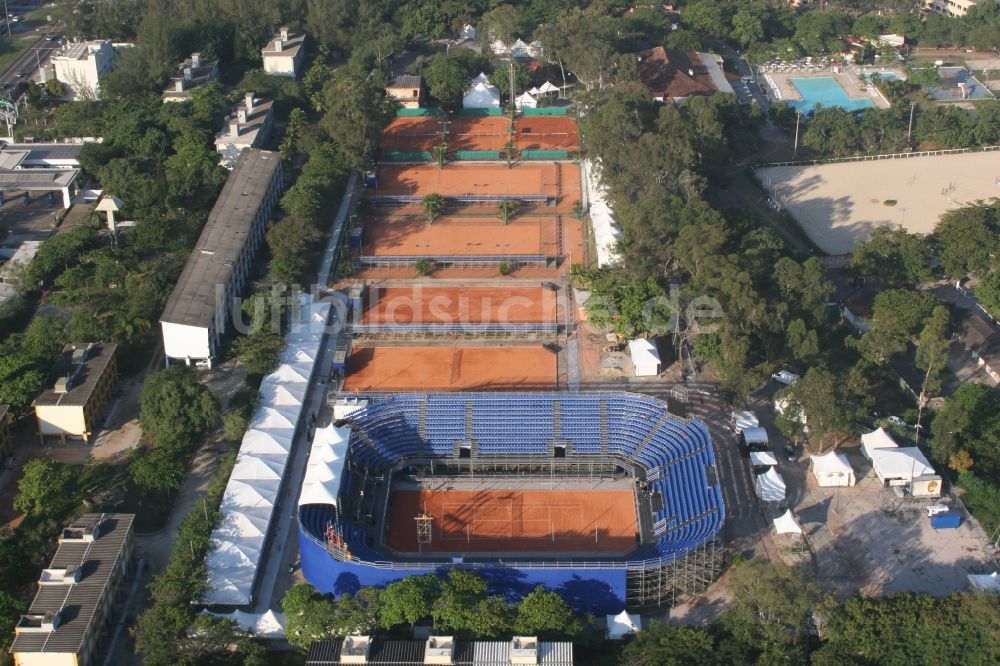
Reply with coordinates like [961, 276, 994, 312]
[772, 370, 801, 385]
[926, 501, 951, 517]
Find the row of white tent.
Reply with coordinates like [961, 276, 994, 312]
[203, 294, 331, 606]
[463, 72, 560, 110]
[582, 159, 620, 267]
[491, 38, 543, 59]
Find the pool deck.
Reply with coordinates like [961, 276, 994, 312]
[767, 68, 891, 110]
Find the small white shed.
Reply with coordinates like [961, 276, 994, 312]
[628, 338, 661, 376]
[810, 450, 856, 487]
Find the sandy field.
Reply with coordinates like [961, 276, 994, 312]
[343, 346, 557, 391]
[757, 151, 1000, 254]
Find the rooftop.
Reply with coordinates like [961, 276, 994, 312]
[54, 41, 109, 62]
[32, 343, 117, 408]
[160, 149, 281, 329]
[163, 52, 220, 101]
[637, 47, 717, 100]
[215, 95, 275, 147]
[389, 75, 423, 90]
[10, 514, 134, 656]
[0, 142, 83, 167]
[958, 308, 1000, 365]
[262, 29, 306, 58]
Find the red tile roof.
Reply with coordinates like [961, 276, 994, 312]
[637, 47, 716, 100]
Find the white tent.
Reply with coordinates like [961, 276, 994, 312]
[733, 410, 759, 432]
[582, 159, 621, 267]
[538, 81, 560, 94]
[461, 24, 477, 41]
[491, 39, 510, 55]
[606, 610, 641, 639]
[204, 293, 330, 606]
[203, 609, 288, 638]
[473, 71, 491, 86]
[811, 451, 856, 487]
[511, 38, 530, 58]
[750, 450, 777, 467]
[527, 86, 541, 95]
[463, 81, 501, 109]
[627, 338, 661, 376]
[755, 467, 786, 502]
[515, 91, 538, 110]
[869, 447, 935, 484]
[861, 427, 898, 459]
[968, 571, 1000, 593]
[298, 423, 351, 508]
[742, 426, 769, 446]
[773, 509, 803, 535]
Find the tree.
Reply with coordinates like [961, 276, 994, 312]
[851, 289, 937, 364]
[14, 458, 77, 518]
[422, 193, 445, 225]
[513, 586, 581, 638]
[619, 621, 718, 666]
[380, 575, 440, 630]
[0, 353, 46, 411]
[722, 559, 819, 650]
[139, 367, 219, 443]
[497, 199, 516, 225]
[282, 583, 340, 649]
[775, 367, 859, 449]
[433, 570, 491, 637]
[915, 305, 951, 430]
[481, 4, 523, 45]
[423, 53, 473, 110]
[320, 71, 397, 170]
[684, 0, 728, 41]
[0, 590, 26, 652]
[850, 226, 935, 286]
[974, 269, 1000, 320]
[503, 140, 516, 168]
[128, 444, 187, 494]
[433, 142, 448, 169]
[934, 201, 1000, 278]
[233, 330, 284, 376]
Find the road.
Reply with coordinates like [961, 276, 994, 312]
[0, 30, 63, 89]
[709, 39, 771, 118]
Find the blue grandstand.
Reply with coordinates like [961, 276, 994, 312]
[297, 392, 724, 613]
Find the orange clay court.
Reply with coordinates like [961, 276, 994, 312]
[363, 215, 560, 256]
[515, 116, 579, 150]
[380, 116, 443, 153]
[376, 163, 580, 206]
[449, 116, 513, 152]
[361, 287, 557, 325]
[386, 489, 638, 554]
[343, 346, 556, 391]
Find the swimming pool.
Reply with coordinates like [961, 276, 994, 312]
[788, 77, 874, 113]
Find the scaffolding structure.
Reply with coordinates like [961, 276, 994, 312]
[626, 539, 723, 610]
[414, 511, 433, 552]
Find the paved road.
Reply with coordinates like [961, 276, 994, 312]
[708, 39, 771, 118]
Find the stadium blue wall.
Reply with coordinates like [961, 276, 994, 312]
[299, 528, 628, 614]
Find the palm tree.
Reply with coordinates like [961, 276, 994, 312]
[432, 142, 448, 169]
[422, 193, 445, 225]
[100, 308, 151, 342]
[503, 140, 516, 169]
[497, 199, 516, 225]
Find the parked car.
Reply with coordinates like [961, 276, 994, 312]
[772, 370, 801, 385]
[926, 500, 952, 517]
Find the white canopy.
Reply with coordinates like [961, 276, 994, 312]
[627, 338, 661, 377]
[773, 509, 803, 535]
[298, 423, 351, 508]
[472, 71, 491, 85]
[582, 159, 621, 267]
[755, 467, 786, 502]
[491, 39, 510, 55]
[204, 293, 329, 606]
[463, 81, 501, 109]
[511, 38, 530, 56]
[750, 450, 777, 466]
[861, 427, 898, 459]
[203, 609, 288, 638]
[968, 571, 1000, 592]
[606, 610, 641, 639]
[538, 81, 560, 94]
[811, 451, 855, 487]
[515, 91, 538, 109]
[527, 86, 541, 95]
[742, 426, 769, 445]
[733, 410, 759, 431]
[870, 447, 935, 482]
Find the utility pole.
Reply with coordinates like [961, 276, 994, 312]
[2, 0, 11, 40]
[907, 101, 916, 143]
[509, 60, 515, 124]
[792, 110, 801, 159]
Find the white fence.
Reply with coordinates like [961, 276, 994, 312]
[758, 144, 1000, 169]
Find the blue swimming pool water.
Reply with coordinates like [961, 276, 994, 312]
[788, 77, 874, 113]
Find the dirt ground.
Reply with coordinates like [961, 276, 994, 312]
[363, 214, 557, 256]
[385, 488, 637, 554]
[343, 346, 557, 391]
[757, 151, 1000, 254]
[360, 286, 558, 324]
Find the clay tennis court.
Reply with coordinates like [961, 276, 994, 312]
[515, 116, 579, 150]
[386, 489, 638, 554]
[380, 116, 443, 153]
[449, 116, 513, 152]
[343, 346, 556, 391]
[363, 214, 560, 256]
[377, 163, 561, 198]
[360, 287, 557, 324]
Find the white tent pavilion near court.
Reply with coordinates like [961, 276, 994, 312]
[472, 71, 491, 86]
[606, 610, 641, 639]
[538, 81, 560, 94]
[203, 294, 331, 607]
[628, 338, 661, 376]
[750, 450, 777, 467]
[298, 423, 351, 508]
[515, 91, 538, 110]
[733, 410, 758, 432]
[463, 81, 501, 109]
[582, 159, 621, 267]
[773, 509, 803, 535]
[861, 426, 898, 459]
[755, 467, 786, 503]
[810, 450, 856, 487]
[203, 609, 288, 638]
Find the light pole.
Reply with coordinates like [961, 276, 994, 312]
[792, 110, 802, 159]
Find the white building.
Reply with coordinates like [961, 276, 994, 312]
[868, 447, 941, 497]
[627, 338, 661, 376]
[162, 52, 219, 102]
[262, 27, 306, 79]
[923, 0, 998, 18]
[215, 92, 274, 169]
[159, 150, 282, 366]
[810, 450, 856, 487]
[51, 41, 115, 100]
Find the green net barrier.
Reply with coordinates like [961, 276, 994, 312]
[454, 150, 502, 160]
[520, 150, 570, 159]
[395, 108, 442, 117]
[458, 107, 503, 116]
[521, 107, 568, 116]
[382, 150, 433, 161]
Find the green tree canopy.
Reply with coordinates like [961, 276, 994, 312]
[380, 575, 440, 630]
[139, 366, 219, 443]
[513, 586, 582, 639]
[14, 458, 78, 518]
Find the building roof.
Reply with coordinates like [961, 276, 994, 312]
[262, 30, 306, 58]
[54, 41, 109, 62]
[32, 342, 117, 408]
[10, 514, 134, 656]
[869, 446, 935, 480]
[162, 53, 219, 101]
[959, 309, 1000, 366]
[637, 47, 716, 100]
[160, 149, 280, 328]
[305, 638, 573, 665]
[389, 75, 423, 90]
[215, 96, 275, 148]
[0, 142, 83, 166]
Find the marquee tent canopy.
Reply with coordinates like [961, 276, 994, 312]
[733, 410, 758, 431]
[773, 509, 803, 535]
[861, 427, 898, 459]
[606, 611, 641, 639]
[750, 450, 777, 467]
[463, 81, 501, 109]
[755, 466, 786, 502]
[298, 423, 351, 508]
[811, 451, 855, 487]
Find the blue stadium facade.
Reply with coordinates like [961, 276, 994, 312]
[298, 392, 724, 613]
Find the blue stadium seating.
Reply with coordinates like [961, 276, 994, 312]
[299, 392, 724, 564]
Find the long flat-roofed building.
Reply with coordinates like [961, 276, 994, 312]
[160, 149, 282, 366]
[10, 514, 134, 666]
[33, 342, 118, 445]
